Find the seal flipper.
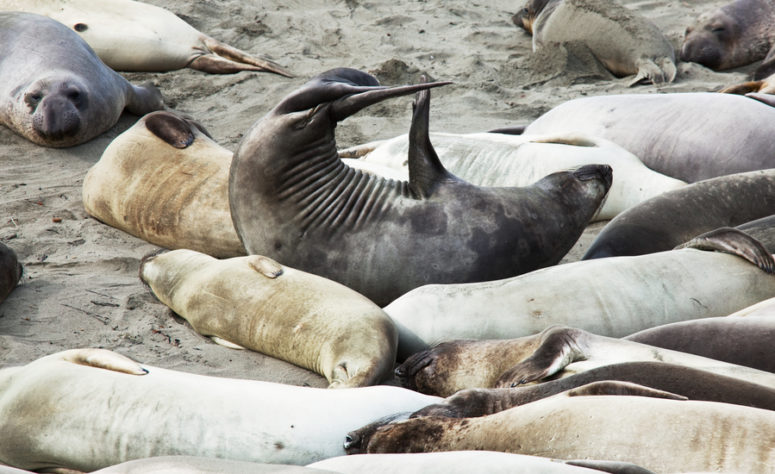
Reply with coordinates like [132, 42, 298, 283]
[565, 459, 657, 474]
[719, 80, 766, 95]
[494, 326, 588, 387]
[247, 255, 284, 278]
[394, 348, 437, 391]
[628, 58, 676, 87]
[60, 348, 147, 375]
[487, 125, 527, 135]
[145, 111, 195, 149]
[565, 380, 687, 401]
[125, 82, 165, 116]
[189, 36, 293, 77]
[675, 227, 775, 274]
[754, 46, 775, 80]
[407, 81, 457, 198]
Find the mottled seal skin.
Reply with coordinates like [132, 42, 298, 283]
[140, 249, 397, 388]
[395, 324, 775, 397]
[0, 243, 22, 305]
[348, 395, 775, 473]
[513, 0, 676, 86]
[229, 68, 611, 306]
[0, 0, 291, 76]
[0, 13, 163, 147]
[583, 170, 775, 259]
[0, 349, 439, 472]
[83, 111, 244, 258]
[524, 92, 775, 183]
[340, 132, 685, 222]
[681, 0, 775, 78]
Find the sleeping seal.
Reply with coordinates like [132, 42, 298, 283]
[0, 0, 291, 76]
[513, 0, 676, 86]
[0, 12, 163, 147]
[0, 349, 439, 471]
[140, 249, 397, 388]
[229, 68, 612, 306]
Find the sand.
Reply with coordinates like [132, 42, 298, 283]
[0, 0, 752, 389]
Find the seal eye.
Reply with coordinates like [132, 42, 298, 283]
[73, 23, 88, 32]
[711, 26, 725, 34]
[25, 92, 42, 110]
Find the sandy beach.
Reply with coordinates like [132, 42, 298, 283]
[0, 0, 752, 390]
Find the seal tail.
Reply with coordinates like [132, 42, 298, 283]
[675, 227, 775, 274]
[189, 36, 294, 77]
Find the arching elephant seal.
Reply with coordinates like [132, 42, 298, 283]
[340, 132, 685, 222]
[139, 249, 397, 388]
[385, 230, 775, 359]
[513, 0, 676, 86]
[396, 324, 775, 397]
[681, 0, 775, 79]
[0, 349, 439, 472]
[0, 243, 22, 305]
[347, 395, 775, 473]
[0, 0, 291, 76]
[229, 68, 612, 306]
[83, 111, 244, 258]
[0, 12, 163, 147]
[523, 92, 775, 182]
[582, 170, 775, 259]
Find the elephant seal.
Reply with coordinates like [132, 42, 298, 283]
[347, 395, 775, 473]
[0, 349, 439, 472]
[681, 0, 775, 79]
[513, 0, 676, 86]
[0, 12, 163, 147]
[92, 456, 332, 474]
[339, 131, 685, 222]
[395, 324, 775, 396]
[385, 229, 775, 359]
[0, 0, 291, 76]
[582, 170, 775, 259]
[523, 92, 775, 182]
[139, 249, 397, 388]
[0, 243, 22, 305]
[83, 111, 244, 258]
[229, 68, 612, 306]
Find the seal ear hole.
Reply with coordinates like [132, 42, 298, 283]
[73, 23, 88, 32]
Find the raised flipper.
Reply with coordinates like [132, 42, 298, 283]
[675, 227, 775, 274]
[628, 57, 677, 87]
[565, 380, 686, 400]
[565, 459, 656, 474]
[189, 36, 293, 77]
[60, 348, 147, 375]
[494, 326, 589, 387]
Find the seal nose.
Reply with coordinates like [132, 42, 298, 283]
[573, 164, 613, 189]
[343, 432, 361, 453]
[32, 95, 81, 141]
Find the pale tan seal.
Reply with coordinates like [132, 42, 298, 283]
[513, 0, 677, 86]
[0, 0, 291, 76]
[83, 111, 244, 258]
[139, 249, 397, 388]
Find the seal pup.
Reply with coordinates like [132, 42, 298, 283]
[339, 131, 686, 222]
[0, 243, 22, 305]
[0, 0, 291, 76]
[139, 249, 397, 388]
[0, 348, 440, 471]
[582, 170, 775, 259]
[229, 68, 612, 306]
[346, 395, 775, 473]
[681, 0, 775, 79]
[0, 12, 163, 147]
[385, 229, 775, 359]
[513, 0, 676, 86]
[523, 92, 775, 182]
[83, 111, 244, 258]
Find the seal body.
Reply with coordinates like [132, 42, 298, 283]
[515, 0, 676, 86]
[92, 456, 330, 474]
[524, 92, 775, 182]
[0, 0, 291, 75]
[341, 132, 685, 222]
[0, 243, 22, 305]
[0, 349, 439, 472]
[583, 170, 775, 259]
[140, 249, 397, 388]
[230, 69, 611, 305]
[0, 12, 163, 147]
[83, 111, 244, 258]
[353, 395, 775, 473]
[385, 247, 775, 358]
[681, 0, 775, 79]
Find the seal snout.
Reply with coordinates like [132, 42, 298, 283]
[573, 164, 613, 189]
[31, 87, 85, 142]
[343, 432, 361, 453]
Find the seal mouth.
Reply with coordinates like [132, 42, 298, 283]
[573, 164, 613, 189]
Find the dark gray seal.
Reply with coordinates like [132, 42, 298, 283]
[229, 69, 612, 305]
[0, 243, 22, 305]
[681, 0, 775, 79]
[583, 170, 775, 259]
[0, 12, 163, 147]
[523, 92, 775, 182]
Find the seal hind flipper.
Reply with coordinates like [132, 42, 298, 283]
[145, 111, 195, 149]
[565, 459, 657, 474]
[247, 255, 284, 278]
[676, 227, 775, 274]
[565, 380, 687, 401]
[628, 58, 676, 87]
[59, 348, 147, 375]
[188, 36, 293, 77]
